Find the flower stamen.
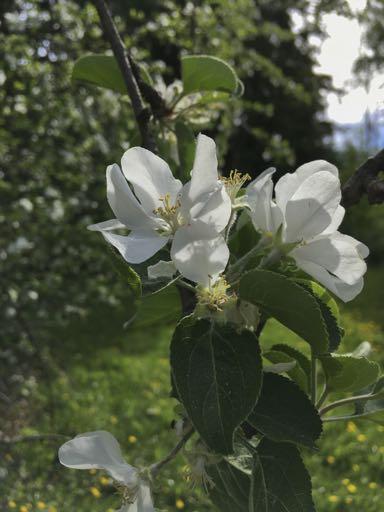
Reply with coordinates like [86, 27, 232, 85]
[221, 170, 251, 202]
[153, 193, 184, 235]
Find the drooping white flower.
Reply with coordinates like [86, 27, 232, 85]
[58, 431, 154, 512]
[89, 134, 231, 285]
[246, 160, 368, 302]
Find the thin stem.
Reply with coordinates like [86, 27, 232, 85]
[315, 385, 329, 409]
[92, 0, 156, 151]
[150, 426, 194, 477]
[227, 235, 271, 279]
[310, 353, 317, 404]
[320, 392, 381, 416]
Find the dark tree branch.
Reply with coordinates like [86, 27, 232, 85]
[128, 54, 169, 118]
[342, 148, 384, 207]
[92, 0, 156, 151]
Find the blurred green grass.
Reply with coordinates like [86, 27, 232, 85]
[2, 268, 383, 512]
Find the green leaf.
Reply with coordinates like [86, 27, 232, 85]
[171, 318, 262, 454]
[132, 285, 181, 329]
[353, 377, 384, 425]
[175, 120, 195, 180]
[181, 55, 239, 95]
[107, 247, 141, 302]
[295, 279, 343, 351]
[250, 439, 316, 512]
[209, 460, 250, 511]
[263, 349, 309, 392]
[209, 440, 315, 512]
[271, 343, 311, 378]
[247, 373, 322, 448]
[240, 270, 329, 354]
[294, 279, 340, 321]
[320, 354, 380, 393]
[72, 54, 152, 94]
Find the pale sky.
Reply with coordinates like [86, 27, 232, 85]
[315, 0, 384, 124]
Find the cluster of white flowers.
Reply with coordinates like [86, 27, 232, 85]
[246, 161, 368, 301]
[89, 133, 368, 302]
[60, 134, 369, 510]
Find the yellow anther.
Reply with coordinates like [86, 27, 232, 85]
[196, 277, 233, 312]
[221, 170, 251, 201]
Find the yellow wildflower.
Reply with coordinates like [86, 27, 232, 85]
[89, 486, 101, 498]
[89, 468, 97, 475]
[8, 501, 17, 509]
[110, 415, 118, 424]
[347, 484, 357, 493]
[176, 499, 185, 509]
[326, 455, 335, 464]
[368, 482, 378, 490]
[347, 422, 357, 433]
[328, 495, 339, 503]
[352, 464, 360, 472]
[48, 507, 57, 512]
[342, 478, 350, 486]
[19, 507, 29, 512]
[99, 476, 110, 486]
[37, 502, 46, 510]
[357, 434, 366, 442]
[128, 435, 138, 444]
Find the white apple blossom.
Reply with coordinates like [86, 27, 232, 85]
[246, 160, 368, 302]
[89, 134, 231, 286]
[58, 431, 154, 512]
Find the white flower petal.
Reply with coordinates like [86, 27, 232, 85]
[102, 231, 169, 264]
[58, 431, 137, 486]
[107, 164, 157, 229]
[275, 160, 339, 214]
[147, 260, 176, 279]
[292, 232, 367, 286]
[183, 183, 231, 235]
[171, 228, 229, 286]
[88, 219, 126, 232]
[283, 171, 341, 242]
[187, 134, 219, 203]
[291, 259, 365, 302]
[246, 168, 282, 233]
[331, 232, 369, 259]
[295, 160, 339, 180]
[320, 205, 345, 235]
[121, 147, 182, 212]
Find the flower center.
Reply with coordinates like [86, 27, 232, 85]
[153, 193, 185, 235]
[196, 277, 233, 312]
[221, 170, 251, 202]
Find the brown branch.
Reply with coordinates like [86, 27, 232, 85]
[342, 148, 384, 207]
[128, 54, 169, 118]
[92, 0, 156, 151]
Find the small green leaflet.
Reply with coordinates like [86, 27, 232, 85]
[320, 354, 380, 393]
[181, 55, 241, 95]
[72, 54, 152, 94]
[247, 373, 322, 448]
[240, 270, 329, 354]
[171, 318, 262, 454]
